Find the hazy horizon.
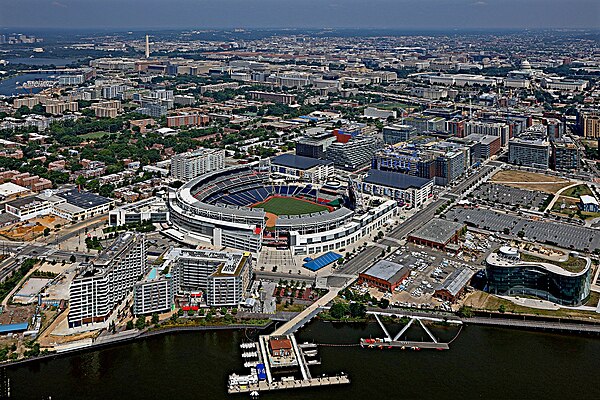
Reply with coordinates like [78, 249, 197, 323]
[0, 0, 598, 30]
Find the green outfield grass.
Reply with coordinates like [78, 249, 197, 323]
[251, 196, 329, 216]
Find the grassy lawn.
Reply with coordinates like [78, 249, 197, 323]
[78, 131, 115, 139]
[561, 184, 593, 198]
[491, 170, 571, 194]
[520, 252, 588, 273]
[276, 303, 306, 312]
[465, 291, 600, 320]
[251, 196, 329, 216]
[551, 196, 600, 220]
[370, 102, 410, 110]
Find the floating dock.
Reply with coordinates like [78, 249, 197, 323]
[228, 334, 349, 394]
[228, 375, 350, 394]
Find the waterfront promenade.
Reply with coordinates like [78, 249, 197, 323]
[465, 317, 600, 334]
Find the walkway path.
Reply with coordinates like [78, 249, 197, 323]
[544, 182, 581, 212]
[272, 288, 340, 336]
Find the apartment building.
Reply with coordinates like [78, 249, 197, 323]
[170, 148, 225, 181]
[68, 232, 147, 328]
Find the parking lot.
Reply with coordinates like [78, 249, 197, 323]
[446, 207, 600, 252]
[471, 183, 550, 210]
[354, 241, 485, 311]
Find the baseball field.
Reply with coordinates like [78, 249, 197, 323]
[251, 196, 329, 216]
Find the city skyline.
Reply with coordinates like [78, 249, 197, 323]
[0, 0, 598, 30]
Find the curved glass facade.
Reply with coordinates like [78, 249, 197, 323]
[486, 263, 591, 306]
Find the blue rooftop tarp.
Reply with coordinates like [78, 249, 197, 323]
[303, 251, 342, 271]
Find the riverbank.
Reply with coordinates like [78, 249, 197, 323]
[0, 320, 273, 369]
[7, 321, 600, 400]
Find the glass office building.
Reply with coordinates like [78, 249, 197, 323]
[485, 248, 591, 306]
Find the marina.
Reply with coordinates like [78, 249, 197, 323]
[228, 333, 349, 394]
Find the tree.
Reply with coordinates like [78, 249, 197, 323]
[458, 306, 473, 318]
[75, 175, 87, 188]
[126, 320, 134, 330]
[498, 304, 506, 314]
[379, 299, 390, 309]
[69, 255, 76, 263]
[349, 302, 366, 318]
[135, 316, 147, 330]
[329, 302, 349, 319]
[151, 313, 159, 325]
[43, 227, 50, 237]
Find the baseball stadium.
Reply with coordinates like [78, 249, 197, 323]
[169, 164, 397, 256]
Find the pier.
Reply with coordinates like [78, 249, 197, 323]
[364, 314, 458, 350]
[228, 375, 350, 394]
[228, 333, 349, 395]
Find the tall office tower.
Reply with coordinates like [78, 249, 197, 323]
[145, 34, 150, 58]
[68, 232, 147, 328]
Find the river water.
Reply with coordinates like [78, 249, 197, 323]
[6, 321, 600, 399]
[0, 73, 53, 96]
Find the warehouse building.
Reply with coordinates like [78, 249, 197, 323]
[408, 218, 465, 250]
[358, 260, 410, 292]
[434, 267, 476, 303]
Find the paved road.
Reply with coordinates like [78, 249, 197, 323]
[336, 164, 496, 280]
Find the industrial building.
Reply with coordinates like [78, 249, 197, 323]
[408, 218, 465, 250]
[358, 260, 410, 292]
[434, 267, 476, 303]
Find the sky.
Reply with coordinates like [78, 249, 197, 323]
[0, 0, 598, 30]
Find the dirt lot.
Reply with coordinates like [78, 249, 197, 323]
[37, 260, 72, 275]
[491, 170, 571, 194]
[0, 215, 68, 241]
[0, 304, 35, 325]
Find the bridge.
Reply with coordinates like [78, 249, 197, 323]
[361, 312, 460, 350]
